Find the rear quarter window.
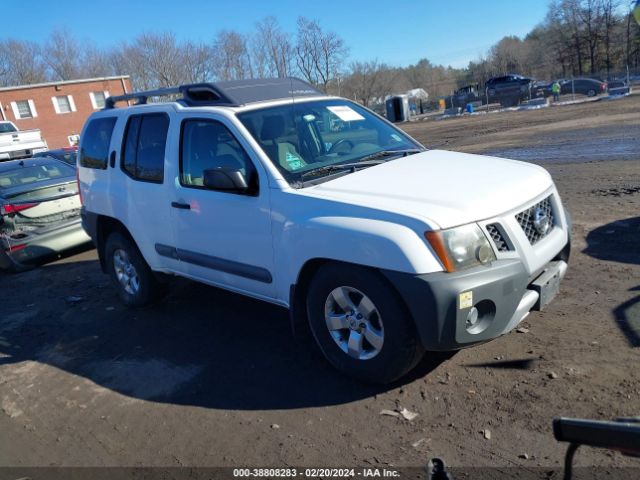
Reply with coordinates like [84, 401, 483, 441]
[79, 117, 117, 169]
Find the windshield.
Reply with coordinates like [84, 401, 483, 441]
[237, 99, 422, 185]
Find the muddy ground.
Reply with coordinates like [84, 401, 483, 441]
[1, 94, 639, 476]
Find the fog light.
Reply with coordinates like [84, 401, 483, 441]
[466, 300, 497, 334]
[466, 307, 479, 327]
[476, 244, 493, 264]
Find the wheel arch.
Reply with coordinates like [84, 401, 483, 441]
[289, 257, 412, 340]
[95, 215, 135, 272]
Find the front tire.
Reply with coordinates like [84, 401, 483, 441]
[306, 263, 423, 383]
[104, 231, 164, 307]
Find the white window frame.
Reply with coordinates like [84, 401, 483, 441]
[51, 95, 77, 114]
[89, 90, 109, 110]
[10, 100, 38, 119]
[67, 134, 80, 146]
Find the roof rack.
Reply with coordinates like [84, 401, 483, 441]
[104, 77, 323, 109]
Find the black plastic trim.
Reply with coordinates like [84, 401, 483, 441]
[155, 243, 272, 284]
[381, 259, 530, 350]
[80, 207, 98, 244]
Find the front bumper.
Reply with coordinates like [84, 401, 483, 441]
[381, 253, 568, 351]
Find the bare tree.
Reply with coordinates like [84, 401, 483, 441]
[183, 41, 214, 83]
[601, 0, 621, 77]
[403, 59, 461, 98]
[488, 36, 532, 74]
[212, 30, 253, 81]
[0, 40, 48, 87]
[343, 60, 396, 106]
[556, 0, 586, 75]
[81, 45, 116, 78]
[116, 32, 184, 89]
[295, 17, 348, 91]
[252, 17, 292, 78]
[579, 0, 605, 73]
[45, 29, 82, 80]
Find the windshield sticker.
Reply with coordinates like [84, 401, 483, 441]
[285, 151, 304, 170]
[327, 106, 365, 122]
[391, 134, 402, 142]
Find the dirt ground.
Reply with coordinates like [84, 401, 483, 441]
[1, 94, 639, 476]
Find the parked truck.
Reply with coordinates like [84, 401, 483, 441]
[0, 121, 48, 161]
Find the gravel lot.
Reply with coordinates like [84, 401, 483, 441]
[1, 94, 639, 475]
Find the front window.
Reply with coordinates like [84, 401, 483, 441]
[237, 99, 421, 186]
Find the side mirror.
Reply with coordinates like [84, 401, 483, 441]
[203, 167, 249, 193]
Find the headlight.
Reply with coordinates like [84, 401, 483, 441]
[425, 224, 496, 272]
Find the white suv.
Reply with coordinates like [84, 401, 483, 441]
[78, 78, 570, 383]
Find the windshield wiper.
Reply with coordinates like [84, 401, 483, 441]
[355, 148, 423, 163]
[299, 149, 423, 182]
[300, 160, 387, 180]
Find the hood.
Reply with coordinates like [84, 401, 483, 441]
[303, 150, 553, 230]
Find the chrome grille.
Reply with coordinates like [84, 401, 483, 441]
[486, 223, 511, 251]
[516, 196, 554, 245]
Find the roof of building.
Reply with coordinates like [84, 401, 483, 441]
[0, 75, 130, 93]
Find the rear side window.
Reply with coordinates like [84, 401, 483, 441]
[80, 117, 116, 169]
[121, 113, 169, 183]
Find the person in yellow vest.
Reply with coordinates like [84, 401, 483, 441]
[551, 81, 561, 102]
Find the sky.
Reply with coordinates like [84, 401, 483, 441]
[9, 0, 553, 69]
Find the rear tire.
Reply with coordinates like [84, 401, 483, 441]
[587, 89, 597, 97]
[104, 231, 164, 307]
[306, 263, 423, 384]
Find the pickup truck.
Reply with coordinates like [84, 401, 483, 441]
[78, 78, 571, 383]
[485, 74, 534, 107]
[0, 121, 48, 161]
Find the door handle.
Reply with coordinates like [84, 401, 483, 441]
[109, 151, 116, 168]
[171, 202, 191, 210]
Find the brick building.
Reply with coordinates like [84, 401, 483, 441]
[0, 76, 131, 149]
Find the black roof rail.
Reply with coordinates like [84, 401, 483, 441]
[104, 77, 323, 109]
[105, 86, 181, 109]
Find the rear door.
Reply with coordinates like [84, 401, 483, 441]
[110, 109, 180, 272]
[167, 113, 275, 299]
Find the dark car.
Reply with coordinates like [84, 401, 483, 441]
[449, 84, 482, 109]
[0, 157, 90, 271]
[559, 78, 607, 97]
[32, 146, 78, 166]
[485, 74, 534, 106]
[607, 79, 630, 95]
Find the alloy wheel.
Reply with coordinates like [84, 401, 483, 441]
[324, 286, 384, 360]
[113, 248, 140, 295]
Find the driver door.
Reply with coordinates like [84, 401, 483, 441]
[167, 114, 275, 299]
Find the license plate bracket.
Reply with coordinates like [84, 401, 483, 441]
[530, 261, 563, 311]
